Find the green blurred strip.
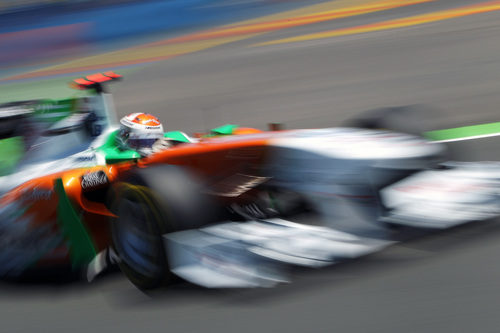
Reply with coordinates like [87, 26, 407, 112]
[33, 98, 75, 122]
[425, 122, 500, 141]
[0, 136, 24, 176]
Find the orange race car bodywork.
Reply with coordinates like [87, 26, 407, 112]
[0, 131, 273, 276]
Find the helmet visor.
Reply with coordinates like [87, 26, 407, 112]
[127, 138, 158, 149]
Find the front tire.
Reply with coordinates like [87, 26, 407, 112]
[111, 183, 173, 290]
[109, 165, 212, 290]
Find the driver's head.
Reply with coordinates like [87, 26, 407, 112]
[117, 113, 164, 156]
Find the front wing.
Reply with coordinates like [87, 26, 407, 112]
[164, 218, 393, 288]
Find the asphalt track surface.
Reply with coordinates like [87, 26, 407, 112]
[5, 0, 500, 332]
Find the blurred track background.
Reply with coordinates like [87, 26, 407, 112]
[3, 0, 500, 332]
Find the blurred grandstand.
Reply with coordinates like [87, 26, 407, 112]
[0, 0, 140, 14]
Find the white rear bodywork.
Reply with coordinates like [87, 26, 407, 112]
[164, 128, 446, 287]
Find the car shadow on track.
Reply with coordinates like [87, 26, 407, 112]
[0, 218, 498, 306]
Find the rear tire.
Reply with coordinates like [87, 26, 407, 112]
[344, 105, 440, 136]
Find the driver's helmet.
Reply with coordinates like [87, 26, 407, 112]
[117, 113, 164, 156]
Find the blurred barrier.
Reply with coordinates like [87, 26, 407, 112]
[0, 23, 90, 65]
[0, 0, 302, 36]
[0, 0, 302, 67]
[0, 0, 139, 14]
[0, 0, 61, 13]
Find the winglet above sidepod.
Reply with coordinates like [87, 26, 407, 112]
[70, 71, 122, 93]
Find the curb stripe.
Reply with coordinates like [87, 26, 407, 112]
[425, 122, 500, 142]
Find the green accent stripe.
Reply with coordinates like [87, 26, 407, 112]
[54, 178, 97, 268]
[164, 131, 191, 143]
[96, 129, 141, 163]
[425, 122, 500, 141]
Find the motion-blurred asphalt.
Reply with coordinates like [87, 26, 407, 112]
[4, 0, 500, 332]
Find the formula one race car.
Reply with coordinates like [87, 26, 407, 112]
[1, 73, 498, 290]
